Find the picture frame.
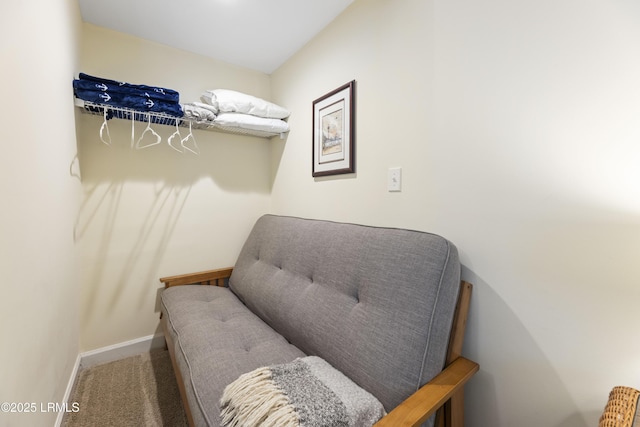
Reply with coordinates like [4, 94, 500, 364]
[312, 80, 355, 177]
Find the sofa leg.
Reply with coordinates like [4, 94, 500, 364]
[446, 390, 465, 427]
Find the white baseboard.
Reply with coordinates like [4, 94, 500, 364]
[55, 353, 81, 427]
[79, 333, 166, 369]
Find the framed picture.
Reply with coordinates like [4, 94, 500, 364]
[312, 80, 355, 177]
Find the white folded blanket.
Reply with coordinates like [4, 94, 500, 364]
[220, 356, 386, 427]
[214, 113, 289, 134]
[201, 89, 290, 119]
[192, 101, 218, 115]
[182, 102, 216, 123]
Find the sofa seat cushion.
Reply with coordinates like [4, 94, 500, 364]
[161, 285, 306, 427]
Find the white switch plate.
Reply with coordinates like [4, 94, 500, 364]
[388, 167, 402, 192]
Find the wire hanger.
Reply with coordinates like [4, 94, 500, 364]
[135, 113, 161, 149]
[130, 112, 136, 148]
[167, 119, 183, 153]
[99, 108, 112, 145]
[181, 121, 200, 155]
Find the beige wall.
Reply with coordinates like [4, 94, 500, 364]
[0, 0, 82, 426]
[271, 0, 640, 426]
[76, 24, 273, 351]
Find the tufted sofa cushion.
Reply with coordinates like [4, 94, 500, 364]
[161, 285, 305, 427]
[229, 215, 461, 413]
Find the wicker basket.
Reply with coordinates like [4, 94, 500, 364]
[599, 386, 640, 427]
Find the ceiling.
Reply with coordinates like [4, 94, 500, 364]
[78, 0, 355, 74]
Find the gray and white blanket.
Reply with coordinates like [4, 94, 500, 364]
[220, 356, 386, 427]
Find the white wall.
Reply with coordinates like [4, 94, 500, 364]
[0, 0, 82, 426]
[271, 0, 640, 426]
[76, 25, 273, 351]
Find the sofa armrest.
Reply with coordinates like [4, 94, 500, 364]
[159, 267, 234, 288]
[373, 357, 479, 427]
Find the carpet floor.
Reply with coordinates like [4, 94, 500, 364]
[62, 349, 188, 427]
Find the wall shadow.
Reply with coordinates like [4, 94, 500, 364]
[460, 265, 589, 427]
[73, 112, 273, 344]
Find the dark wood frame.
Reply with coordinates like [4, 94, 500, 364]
[160, 269, 478, 427]
[312, 80, 356, 177]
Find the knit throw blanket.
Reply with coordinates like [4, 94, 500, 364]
[220, 356, 386, 427]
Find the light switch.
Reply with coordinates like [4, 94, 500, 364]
[388, 167, 402, 192]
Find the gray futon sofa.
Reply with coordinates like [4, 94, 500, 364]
[160, 215, 478, 427]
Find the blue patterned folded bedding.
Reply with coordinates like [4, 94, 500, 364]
[78, 73, 179, 102]
[73, 73, 183, 117]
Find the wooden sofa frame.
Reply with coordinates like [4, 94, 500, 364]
[160, 268, 479, 427]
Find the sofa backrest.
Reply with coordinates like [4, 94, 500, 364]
[229, 215, 461, 412]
